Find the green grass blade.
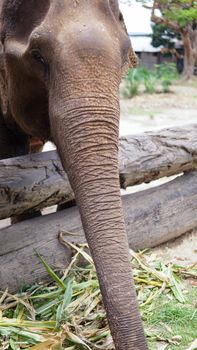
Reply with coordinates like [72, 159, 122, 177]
[9, 338, 20, 350]
[65, 329, 92, 350]
[56, 280, 73, 327]
[0, 326, 45, 342]
[168, 268, 185, 303]
[30, 290, 62, 300]
[35, 252, 66, 291]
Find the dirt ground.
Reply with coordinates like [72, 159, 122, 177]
[153, 230, 197, 266]
[120, 82, 197, 135]
[1, 81, 196, 266]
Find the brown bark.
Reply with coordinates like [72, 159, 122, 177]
[0, 171, 196, 292]
[149, 1, 196, 79]
[0, 124, 196, 220]
[192, 28, 197, 66]
[181, 30, 195, 79]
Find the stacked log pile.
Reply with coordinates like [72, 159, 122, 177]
[0, 124, 196, 291]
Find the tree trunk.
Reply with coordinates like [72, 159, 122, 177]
[189, 26, 197, 70]
[181, 30, 195, 79]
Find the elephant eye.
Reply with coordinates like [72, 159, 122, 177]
[31, 49, 47, 66]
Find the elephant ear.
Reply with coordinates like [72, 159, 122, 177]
[0, 0, 50, 139]
[1, 0, 50, 44]
[118, 11, 138, 69]
[109, 1, 138, 70]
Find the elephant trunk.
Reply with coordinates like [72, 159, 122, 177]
[49, 58, 147, 349]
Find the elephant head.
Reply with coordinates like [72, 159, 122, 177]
[1, 1, 147, 349]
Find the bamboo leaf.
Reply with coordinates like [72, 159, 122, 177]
[9, 338, 20, 350]
[35, 251, 66, 291]
[59, 233, 94, 265]
[27, 339, 62, 350]
[56, 280, 73, 327]
[167, 268, 185, 303]
[0, 318, 56, 329]
[64, 329, 92, 350]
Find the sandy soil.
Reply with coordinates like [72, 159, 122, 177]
[153, 230, 197, 266]
[120, 83, 197, 135]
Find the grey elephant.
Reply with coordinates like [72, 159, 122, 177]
[0, 1, 147, 349]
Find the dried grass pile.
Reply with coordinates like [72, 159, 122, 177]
[0, 239, 196, 350]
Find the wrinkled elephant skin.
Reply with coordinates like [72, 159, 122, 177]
[0, 1, 147, 349]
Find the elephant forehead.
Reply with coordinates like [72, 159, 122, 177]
[57, 18, 111, 49]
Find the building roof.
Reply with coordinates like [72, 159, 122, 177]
[130, 35, 161, 53]
[120, 2, 161, 53]
[120, 2, 152, 35]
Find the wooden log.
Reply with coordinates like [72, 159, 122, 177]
[119, 123, 197, 188]
[0, 124, 196, 219]
[0, 171, 196, 292]
[0, 151, 74, 220]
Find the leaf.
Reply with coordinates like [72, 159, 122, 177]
[64, 328, 92, 350]
[27, 339, 62, 350]
[59, 233, 94, 265]
[84, 295, 101, 317]
[1, 243, 195, 350]
[0, 289, 8, 305]
[0, 291, 35, 319]
[35, 299, 61, 316]
[30, 290, 62, 300]
[35, 251, 66, 291]
[0, 326, 45, 342]
[0, 318, 55, 329]
[61, 252, 80, 282]
[56, 280, 73, 327]
[166, 266, 185, 303]
[9, 338, 20, 350]
[130, 250, 169, 283]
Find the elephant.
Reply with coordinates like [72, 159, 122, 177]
[0, 1, 148, 349]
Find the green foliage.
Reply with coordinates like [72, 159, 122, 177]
[155, 62, 179, 92]
[123, 68, 141, 97]
[123, 63, 179, 97]
[145, 288, 197, 350]
[164, 5, 197, 28]
[137, 0, 197, 29]
[0, 245, 196, 349]
[139, 67, 157, 94]
[151, 24, 180, 49]
[136, 0, 197, 79]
